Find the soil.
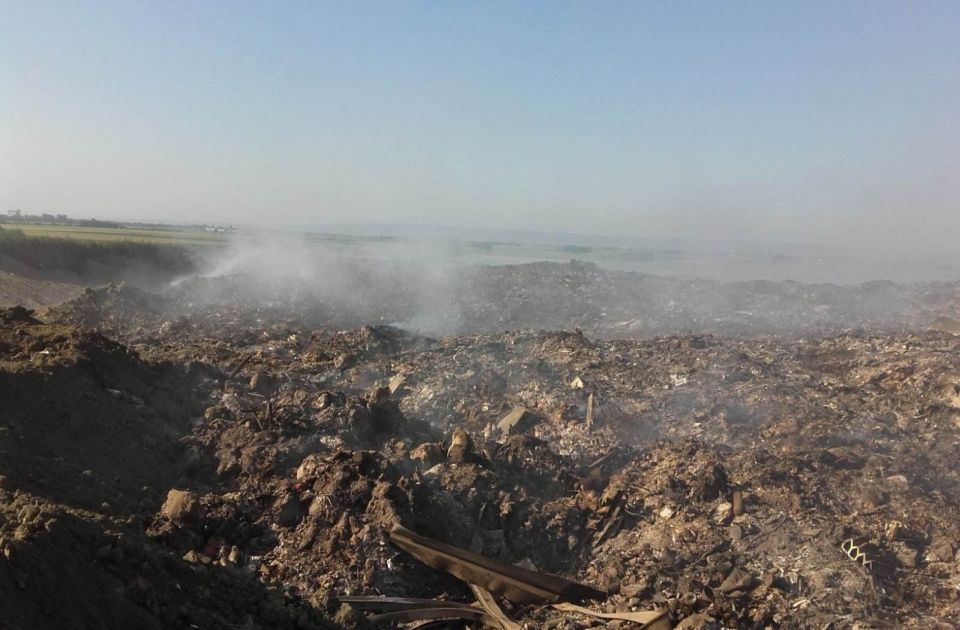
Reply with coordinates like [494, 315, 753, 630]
[1, 260, 959, 629]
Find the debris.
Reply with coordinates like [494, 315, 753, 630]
[586, 392, 595, 430]
[470, 584, 522, 630]
[570, 376, 585, 390]
[497, 406, 532, 435]
[389, 525, 607, 604]
[728, 524, 743, 541]
[368, 607, 489, 625]
[410, 442, 444, 466]
[160, 489, 199, 522]
[6, 264, 960, 628]
[713, 501, 732, 525]
[718, 568, 754, 594]
[732, 489, 744, 516]
[841, 536, 878, 572]
[227, 354, 253, 380]
[447, 428, 484, 464]
[593, 491, 625, 547]
[675, 612, 717, 629]
[551, 602, 670, 629]
[388, 373, 407, 394]
[337, 595, 480, 612]
[296, 454, 324, 482]
[925, 538, 956, 563]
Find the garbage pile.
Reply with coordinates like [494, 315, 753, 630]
[42, 261, 960, 342]
[2, 270, 960, 628]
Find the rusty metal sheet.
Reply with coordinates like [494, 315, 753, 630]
[390, 525, 607, 605]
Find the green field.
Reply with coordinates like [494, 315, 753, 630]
[2, 223, 230, 247]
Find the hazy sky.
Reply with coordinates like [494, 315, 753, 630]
[2, 2, 958, 254]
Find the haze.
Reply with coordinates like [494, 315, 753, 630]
[2, 1, 958, 259]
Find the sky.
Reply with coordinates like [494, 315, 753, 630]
[1, 1, 958, 256]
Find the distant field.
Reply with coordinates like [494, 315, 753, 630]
[3, 223, 230, 247]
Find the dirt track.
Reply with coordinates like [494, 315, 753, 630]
[2, 263, 960, 629]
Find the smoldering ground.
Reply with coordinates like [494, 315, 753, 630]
[157, 231, 960, 340]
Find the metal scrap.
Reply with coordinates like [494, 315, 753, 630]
[470, 584, 522, 630]
[389, 525, 607, 604]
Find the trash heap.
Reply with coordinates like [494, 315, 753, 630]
[2, 274, 960, 629]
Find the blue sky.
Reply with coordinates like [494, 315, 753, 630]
[1, 1, 958, 254]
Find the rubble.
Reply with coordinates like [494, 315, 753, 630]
[497, 406, 532, 435]
[2, 263, 960, 628]
[160, 489, 200, 522]
[389, 524, 607, 604]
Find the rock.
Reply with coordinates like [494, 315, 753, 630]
[316, 391, 345, 409]
[884, 474, 909, 490]
[161, 489, 200, 522]
[332, 603, 370, 629]
[446, 429, 484, 464]
[249, 372, 277, 395]
[275, 494, 303, 528]
[676, 613, 718, 629]
[423, 463, 444, 476]
[296, 454, 323, 482]
[410, 442, 443, 466]
[719, 568, 754, 594]
[620, 581, 648, 598]
[497, 406, 531, 435]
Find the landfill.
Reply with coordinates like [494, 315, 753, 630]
[1, 261, 960, 628]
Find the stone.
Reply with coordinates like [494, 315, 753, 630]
[497, 406, 531, 435]
[249, 372, 277, 395]
[161, 489, 200, 522]
[410, 442, 443, 466]
[275, 494, 303, 528]
[719, 568, 754, 594]
[296, 454, 323, 482]
[676, 613, 718, 629]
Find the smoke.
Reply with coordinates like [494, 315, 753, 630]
[174, 231, 468, 335]
[159, 228, 960, 340]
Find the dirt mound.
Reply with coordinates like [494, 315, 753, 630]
[0, 318, 328, 629]
[44, 283, 171, 336]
